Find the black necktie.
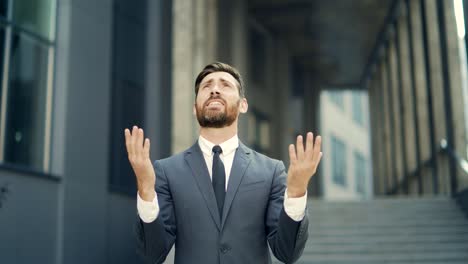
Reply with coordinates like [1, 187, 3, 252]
[212, 145, 225, 218]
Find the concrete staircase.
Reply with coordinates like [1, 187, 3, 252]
[277, 197, 468, 264]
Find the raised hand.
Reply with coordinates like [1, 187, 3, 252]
[124, 126, 155, 201]
[287, 132, 323, 197]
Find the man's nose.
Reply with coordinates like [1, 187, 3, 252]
[210, 84, 221, 95]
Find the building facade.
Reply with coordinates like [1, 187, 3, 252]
[0, 0, 318, 263]
[1, 0, 468, 263]
[320, 90, 372, 200]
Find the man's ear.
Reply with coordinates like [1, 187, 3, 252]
[193, 104, 196, 116]
[239, 98, 248, 114]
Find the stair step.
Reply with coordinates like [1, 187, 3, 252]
[308, 206, 463, 213]
[309, 219, 468, 228]
[296, 251, 468, 262]
[303, 243, 468, 253]
[308, 226, 468, 236]
[309, 219, 468, 227]
[297, 197, 468, 264]
[306, 233, 468, 244]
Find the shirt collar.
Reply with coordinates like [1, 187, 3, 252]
[198, 134, 239, 156]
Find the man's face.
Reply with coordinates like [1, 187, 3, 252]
[195, 71, 247, 128]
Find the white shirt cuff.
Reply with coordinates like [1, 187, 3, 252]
[137, 191, 160, 223]
[283, 189, 307, 222]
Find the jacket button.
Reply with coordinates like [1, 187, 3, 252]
[220, 245, 230, 254]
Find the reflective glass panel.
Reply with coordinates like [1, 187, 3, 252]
[4, 32, 49, 170]
[13, 0, 56, 40]
[331, 135, 347, 186]
[0, 0, 8, 18]
[0, 26, 5, 110]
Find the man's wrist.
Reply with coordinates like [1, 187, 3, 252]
[284, 189, 307, 221]
[287, 187, 307, 198]
[138, 187, 155, 202]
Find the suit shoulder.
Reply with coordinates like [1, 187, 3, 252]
[153, 147, 190, 166]
[246, 146, 283, 166]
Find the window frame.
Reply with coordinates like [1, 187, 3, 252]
[351, 92, 365, 125]
[0, 0, 57, 174]
[331, 135, 347, 187]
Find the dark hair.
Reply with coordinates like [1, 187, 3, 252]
[194, 62, 245, 97]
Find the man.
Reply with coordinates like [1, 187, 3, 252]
[125, 62, 322, 264]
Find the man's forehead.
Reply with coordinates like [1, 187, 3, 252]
[201, 71, 238, 85]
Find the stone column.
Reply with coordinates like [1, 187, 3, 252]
[409, 0, 433, 194]
[375, 66, 387, 196]
[171, 0, 218, 153]
[272, 41, 293, 163]
[367, 71, 382, 195]
[303, 75, 322, 197]
[442, 0, 468, 192]
[397, 3, 418, 195]
[424, 0, 450, 194]
[378, 64, 388, 196]
[311, 84, 322, 197]
[172, 0, 195, 153]
[381, 58, 392, 194]
[388, 37, 405, 194]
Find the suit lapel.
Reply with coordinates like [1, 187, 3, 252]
[221, 143, 252, 228]
[184, 143, 221, 230]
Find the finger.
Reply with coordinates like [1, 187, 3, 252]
[305, 132, 314, 158]
[288, 144, 297, 163]
[312, 136, 322, 162]
[124, 129, 132, 154]
[137, 128, 145, 154]
[296, 135, 305, 159]
[131, 126, 140, 157]
[131, 126, 138, 150]
[143, 138, 150, 158]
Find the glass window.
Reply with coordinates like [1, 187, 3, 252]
[352, 92, 364, 125]
[331, 135, 347, 186]
[0, 0, 56, 172]
[4, 32, 49, 171]
[0, 0, 8, 18]
[13, 0, 56, 40]
[0, 26, 5, 105]
[354, 151, 366, 194]
[329, 91, 344, 109]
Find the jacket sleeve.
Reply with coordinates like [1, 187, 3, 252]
[266, 160, 309, 264]
[135, 160, 176, 264]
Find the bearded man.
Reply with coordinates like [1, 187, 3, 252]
[125, 62, 322, 264]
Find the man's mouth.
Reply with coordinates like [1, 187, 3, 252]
[207, 101, 223, 107]
[205, 99, 225, 107]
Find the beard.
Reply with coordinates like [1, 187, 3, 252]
[196, 96, 240, 128]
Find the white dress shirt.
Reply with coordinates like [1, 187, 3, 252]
[137, 135, 307, 223]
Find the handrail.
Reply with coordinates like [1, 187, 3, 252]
[386, 138, 467, 195]
[440, 139, 468, 175]
[386, 151, 440, 195]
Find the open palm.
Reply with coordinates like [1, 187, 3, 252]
[287, 132, 322, 197]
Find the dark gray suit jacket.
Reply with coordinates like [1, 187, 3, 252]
[136, 142, 308, 264]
